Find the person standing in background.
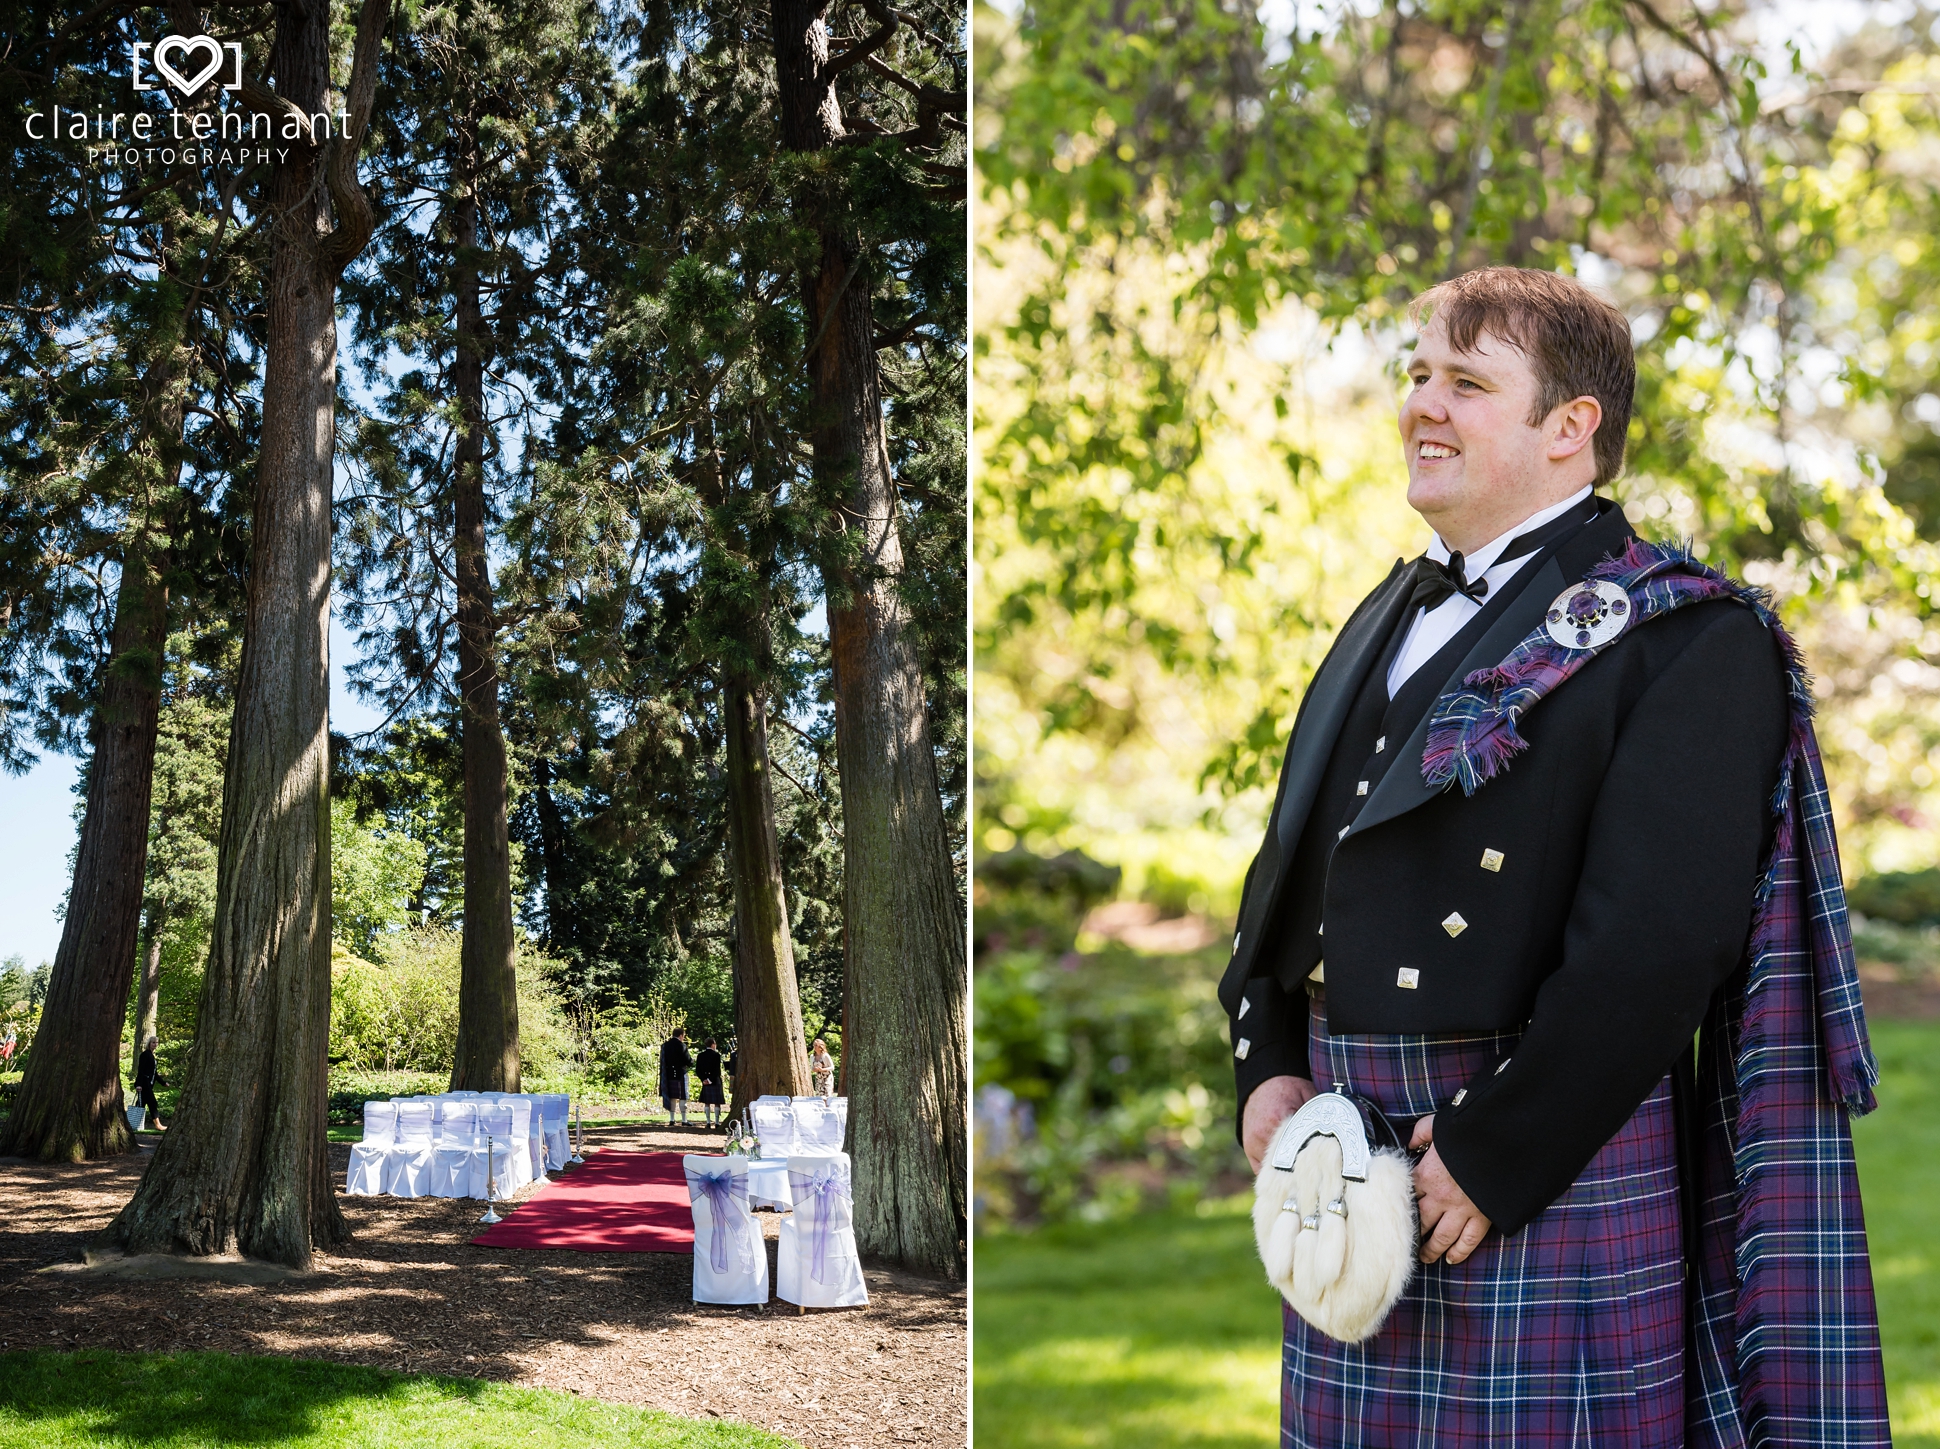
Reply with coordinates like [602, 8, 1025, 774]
[133, 1034, 165, 1130]
[659, 1026, 693, 1128]
[695, 1038, 726, 1127]
[809, 1037, 835, 1099]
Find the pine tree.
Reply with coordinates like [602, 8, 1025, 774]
[0, 5, 259, 1161]
[337, 0, 609, 1092]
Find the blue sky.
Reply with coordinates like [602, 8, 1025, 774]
[0, 610, 387, 969]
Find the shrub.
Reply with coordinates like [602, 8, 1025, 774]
[974, 938, 1243, 1231]
[1848, 869, 1940, 927]
[328, 928, 577, 1080]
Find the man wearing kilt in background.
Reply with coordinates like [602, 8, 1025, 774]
[1222, 267, 1889, 1446]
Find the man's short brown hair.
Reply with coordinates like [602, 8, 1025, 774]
[1408, 267, 1636, 484]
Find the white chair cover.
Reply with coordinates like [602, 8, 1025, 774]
[516, 1094, 545, 1179]
[777, 1155, 868, 1308]
[470, 1103, 523, 1200]
[345, 1100, 396, 1195]
[429, 1100, 479, 1198]
[683, 1156, 768, 1305]
[750, 1100, 797, 1157]
[538, 1093, 571, 1169]
[792, 1097, 846, 1153]
[385, 1100, 436, 1196]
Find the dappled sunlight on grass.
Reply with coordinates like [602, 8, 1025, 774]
[1853, 1021, 1940, 1449]
[0, 1350, 794, 1448]
[974, 1199, 1281, 1449]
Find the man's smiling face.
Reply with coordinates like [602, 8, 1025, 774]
[1399, 319, 1557, 539]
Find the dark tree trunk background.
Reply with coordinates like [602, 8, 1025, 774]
[771, 0, 968, 1277]
[134, 903, 168, 1054]
[107, 0, 389, 1268]
[531, 754, 571, 954]
[446, 165, 521, 1093]
[725, 683, 812, 1121]
[0, 531, 169, 1161]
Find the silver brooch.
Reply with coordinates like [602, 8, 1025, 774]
[1544, 579, 1630, 649]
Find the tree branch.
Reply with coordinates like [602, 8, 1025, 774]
[321, 0, 393, 277]
[826, 0, 899, 78]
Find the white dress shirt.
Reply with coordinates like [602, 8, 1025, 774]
[1386, 486, 1593, 697]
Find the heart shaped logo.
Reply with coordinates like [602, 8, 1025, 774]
[153, 34, 225, 95]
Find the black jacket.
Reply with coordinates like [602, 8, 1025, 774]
[135, 1047, 158, 1089]
[695, 1048, 722, 1083]
[660, 1037, 693, 1076]
[1221, 504, 1788, 1231]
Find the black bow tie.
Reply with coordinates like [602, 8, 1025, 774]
[1407, 497, 1606, 615]
[1410, 553, 1489, 612]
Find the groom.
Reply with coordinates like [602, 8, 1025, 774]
[1220, 267, 1888, 1444]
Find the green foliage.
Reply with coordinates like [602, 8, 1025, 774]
[327, 929, 575, 1081]
[331, 720, 468, 927]
[326, 1069, 454, 1126]
[576, 995, 685, 1093]
[330, 798, 432, 961]
[976, 1, 1940, 887]
[1851, 869, 1940, 928]
[0, 1350, 796, 1448]
[975, 938, 1239, 1229]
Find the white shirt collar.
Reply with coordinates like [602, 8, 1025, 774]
[1426, 485, 1594, 575]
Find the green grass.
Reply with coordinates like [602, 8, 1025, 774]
[974, 1017, 1940, 1449]
[0, 1350, 795, 1448]
[973, 1198, 1282, 1449]
[1854, 1019, 1940, 1449]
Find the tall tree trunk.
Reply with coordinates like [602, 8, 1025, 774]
[724, 683, 811, 1122]
[134, 903, 168, 1053]
[447, 171, 521, 1092]
[772, 0, 968, 1278]
[0, 534, 169, 1161]
[107, 0, 388, 1267]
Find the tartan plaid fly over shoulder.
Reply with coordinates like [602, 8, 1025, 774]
[1420, 536, 1889, 1444]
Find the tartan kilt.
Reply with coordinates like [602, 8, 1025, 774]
[1284, 998, 1686, 1449]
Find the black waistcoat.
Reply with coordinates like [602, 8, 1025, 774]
[1265, 542, 1569, 992]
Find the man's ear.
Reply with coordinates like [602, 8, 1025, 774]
[1546, 395, 1602, 462]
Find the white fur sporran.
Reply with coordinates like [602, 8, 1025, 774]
[1252, 1092, 1418, 1343]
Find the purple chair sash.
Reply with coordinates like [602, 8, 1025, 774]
[684, 1165, 753, 1274]
[787, 1163, 852, 1284]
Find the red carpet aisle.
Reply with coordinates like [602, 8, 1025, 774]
[471, 1150, 696, 1253]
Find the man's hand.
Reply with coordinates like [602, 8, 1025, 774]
[1241, 1074, 1318, 1172]
[1410, 1114, 1491, 1265]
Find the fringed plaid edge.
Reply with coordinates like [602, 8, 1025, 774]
[1419, 537, 1889, 1446]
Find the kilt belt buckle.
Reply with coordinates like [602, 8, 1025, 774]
[1252, 1090, 1420, 1345]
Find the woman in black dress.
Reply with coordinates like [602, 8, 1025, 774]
[694, 1039, 726, 1128]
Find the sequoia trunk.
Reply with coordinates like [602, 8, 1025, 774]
[724, 683, 811, 1120]
[447, 180, 521, 1092]
[771, 0, 968, 1277]
[0, 533, 169, 1161]
[106, 0, 387, 1266]
[134, 903, 168, 1054]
